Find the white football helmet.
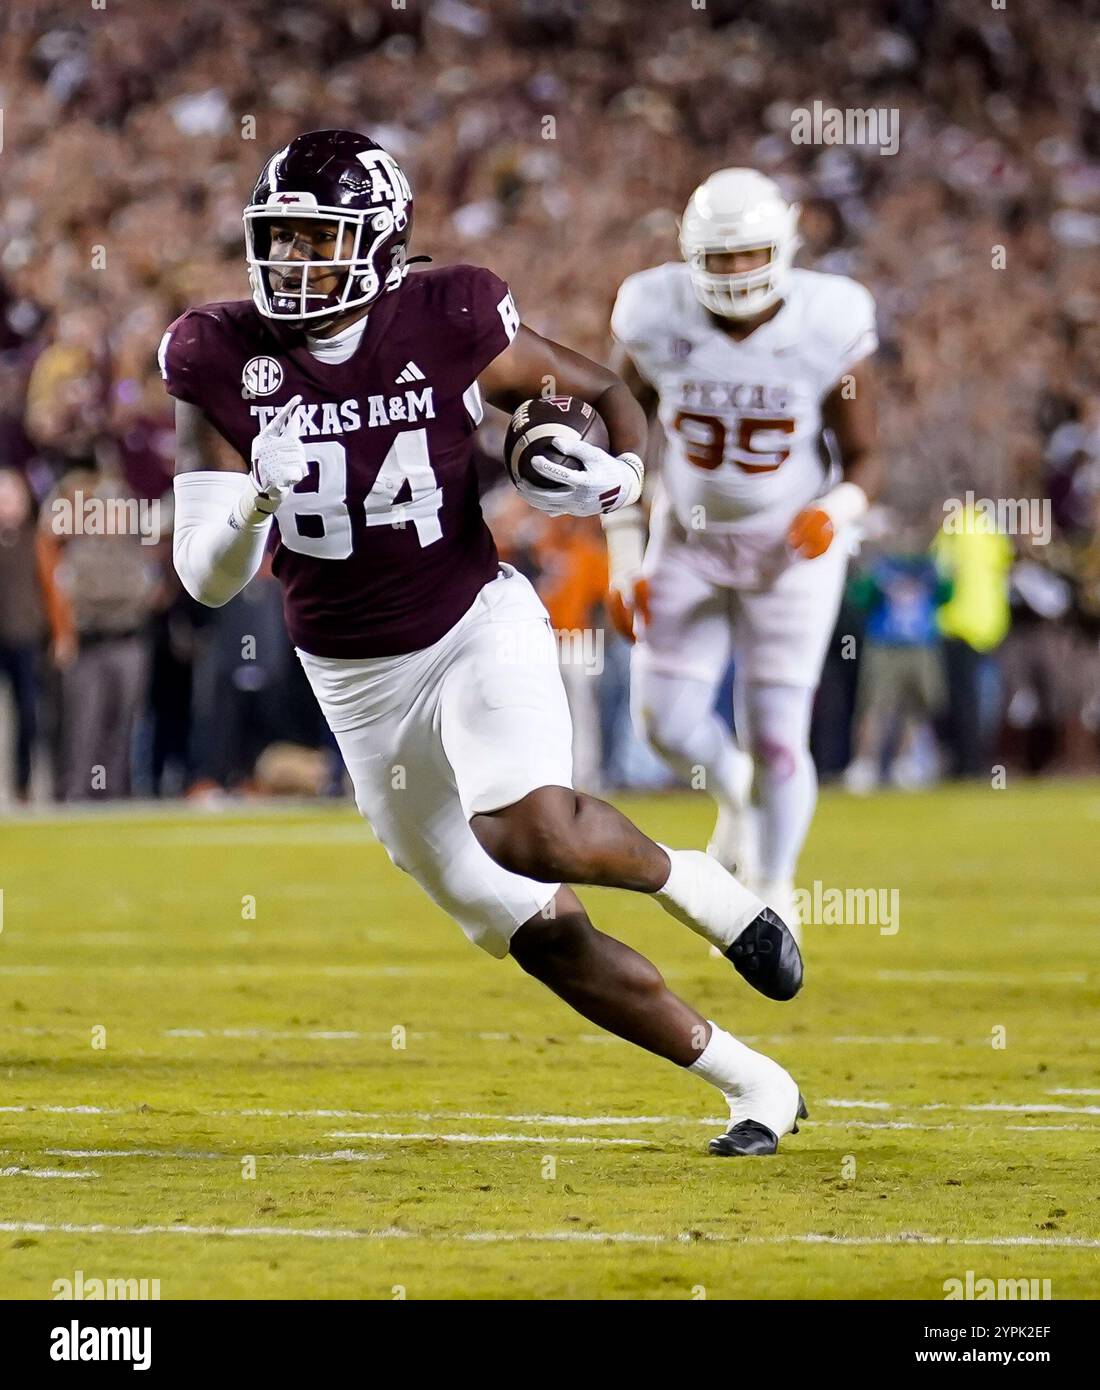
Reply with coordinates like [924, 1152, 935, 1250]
[680, 168, 801, 319]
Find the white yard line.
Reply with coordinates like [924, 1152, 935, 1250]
[822, 1099, 1100, 1116]
[6, 1119, 1089, 1140]
[295, 1151, 385, 1162]
[874, 970, 1088, 985]
[0, 1220, 1096, 1248]
[41, 1149, 222, 1160]
[164, 1028, 367, 1040]
[1005, 1125, 1100, 1132]
[0, 965, 449, 977]
[827, 1036, 944, 1045]
[813, 1121, 960, 1131]
[814, 1120, 1100, 1132]
[324, 1130, 650, 1147]
[32, 1148, 384, 1163]
[6, 1100, 1100, 1123]
[0, 1105, 118, 1114]
[0, 1167, 99, 1179]
[151, 1028, 953, 1046]
[454, 1113, 683, 1127]
[0, 1022, 1066, 1051]
[927, 1102, 1100, 1115]
[821, 1099, 893, 1110]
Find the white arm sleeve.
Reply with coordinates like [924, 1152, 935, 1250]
[601, 503, 647, 590]
[172, 471, 272, 608]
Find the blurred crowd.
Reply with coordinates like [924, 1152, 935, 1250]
[1, 0, 1100, 804]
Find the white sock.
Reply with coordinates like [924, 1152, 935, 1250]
[654, 844, 763, 949]
[754, 878, 799, 928]
[688, 1021, 799, 1134]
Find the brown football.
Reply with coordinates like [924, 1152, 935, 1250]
[504, 396, 605, 491]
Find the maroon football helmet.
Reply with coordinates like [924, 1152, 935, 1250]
[244, 130, 414, 325]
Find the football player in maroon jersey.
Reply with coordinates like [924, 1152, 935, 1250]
[163, 130, 806, 1155]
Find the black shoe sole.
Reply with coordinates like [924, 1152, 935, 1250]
[725, 906, 804, 1001]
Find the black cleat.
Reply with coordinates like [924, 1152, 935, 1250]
[708, 1095, 809, 1157]
[725, 906, 803, 1001]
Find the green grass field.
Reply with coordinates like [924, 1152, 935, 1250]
[1, 781, 1098, 1300]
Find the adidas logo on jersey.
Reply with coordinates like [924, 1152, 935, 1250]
[396, 361, 425, 383]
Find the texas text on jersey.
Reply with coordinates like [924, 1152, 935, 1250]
[160, 263, 520, 657]
[611, 262, 878, 536]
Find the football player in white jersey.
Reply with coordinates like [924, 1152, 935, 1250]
[606, 169, 881, 938]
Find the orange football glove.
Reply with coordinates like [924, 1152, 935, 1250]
[787, 506, 835, 559]
[607, 577, 650, 643]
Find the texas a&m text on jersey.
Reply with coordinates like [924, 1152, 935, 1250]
[164, 130, 808, 1162]
[162, 261, 518, 657]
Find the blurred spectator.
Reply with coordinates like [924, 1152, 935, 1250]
[0, 468, 68, 801]
[1000, 557, 1076, 773]
[24, 307, 110, 465]
[41, 467, 159, 800]
[187, 570, 328, 797]
[810, 588, 865, 779]
[844, 523, 951, 792]
[931, 503, 1013, 778]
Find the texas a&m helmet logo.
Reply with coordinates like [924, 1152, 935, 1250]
[242, 356, 284, 397]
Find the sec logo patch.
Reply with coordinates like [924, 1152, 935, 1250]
[242, 356, 284, 397]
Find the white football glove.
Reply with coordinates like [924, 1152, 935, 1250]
[512, 474, 574, 518]
[525, 437, 644, 518]
[248, 394, 308, 515]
